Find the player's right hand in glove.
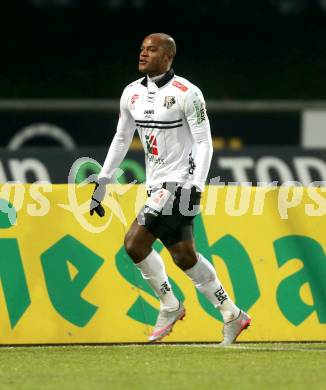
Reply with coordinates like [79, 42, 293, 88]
[90, 197, 105, 217]
[90, 177, 108, 218]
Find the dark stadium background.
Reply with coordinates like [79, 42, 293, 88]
[2, 0, 326, 100]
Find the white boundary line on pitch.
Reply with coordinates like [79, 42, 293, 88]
[113, 344, 326, 353]
[221, 345, 326, 353]
[1, 344, 325, 353]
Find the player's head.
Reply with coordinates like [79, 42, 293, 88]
[139, 33, 176, 76]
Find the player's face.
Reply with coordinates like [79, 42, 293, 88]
[139, 36, 171, 76]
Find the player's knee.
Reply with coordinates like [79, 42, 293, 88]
[124, 235, 147, 262]
[170, 248, 197, 270]
[124, 235, 137, 259]
[171, 254, 186, 269]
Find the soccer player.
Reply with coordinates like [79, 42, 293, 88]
[90, 33, 251, 345]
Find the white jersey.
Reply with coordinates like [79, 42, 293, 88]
[99, 69, 213, 191]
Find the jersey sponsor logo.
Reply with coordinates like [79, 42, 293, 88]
[144, 109, 154, 119]
[145, 134, 158, 156]
[145, 154, 165, 165]
[163, 96, 176, 109]
[172, 80, 188, 92]
[193, 100, 206, 124]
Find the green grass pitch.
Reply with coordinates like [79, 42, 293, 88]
[0, 343, 325, 390]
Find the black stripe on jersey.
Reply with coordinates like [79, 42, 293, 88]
[135, 119, 182, 124]
[136, 124, 183, 129]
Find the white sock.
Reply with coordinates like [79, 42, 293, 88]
[136, 249, 179, 312]
[185, 253, 240, 322]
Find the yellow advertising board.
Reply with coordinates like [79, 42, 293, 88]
[0, 183, 325, 344]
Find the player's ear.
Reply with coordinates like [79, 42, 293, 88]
[167, 51, 174, 63]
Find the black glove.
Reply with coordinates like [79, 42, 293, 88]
[90, 197, 105, 217]
[90, 181, 106, 217]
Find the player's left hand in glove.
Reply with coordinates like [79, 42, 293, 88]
[90, 177, 108, 218]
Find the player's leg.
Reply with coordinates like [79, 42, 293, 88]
[124, 219, 180, 313]
[167, 237, 240, 321]
[125, 219, 184, 342]
[166, 234, 251, 346]
[124, 219, 155, 262]
[124, 184, 188, 342]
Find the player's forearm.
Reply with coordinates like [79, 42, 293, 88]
[192, 139, 213, 191]
[98, 132, 133, 181]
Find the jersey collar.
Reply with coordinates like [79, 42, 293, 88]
[141, 69, 175, 88]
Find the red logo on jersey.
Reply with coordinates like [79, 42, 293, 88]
[131, 94, 139, 104]
[145, 134, 158, 156]
[172, 81, 188, 92]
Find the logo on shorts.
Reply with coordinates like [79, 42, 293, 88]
[145, 134, 158, 156]
[163, 96, 176, 109]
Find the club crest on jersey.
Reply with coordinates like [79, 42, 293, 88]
[163, 96, 176, 109]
